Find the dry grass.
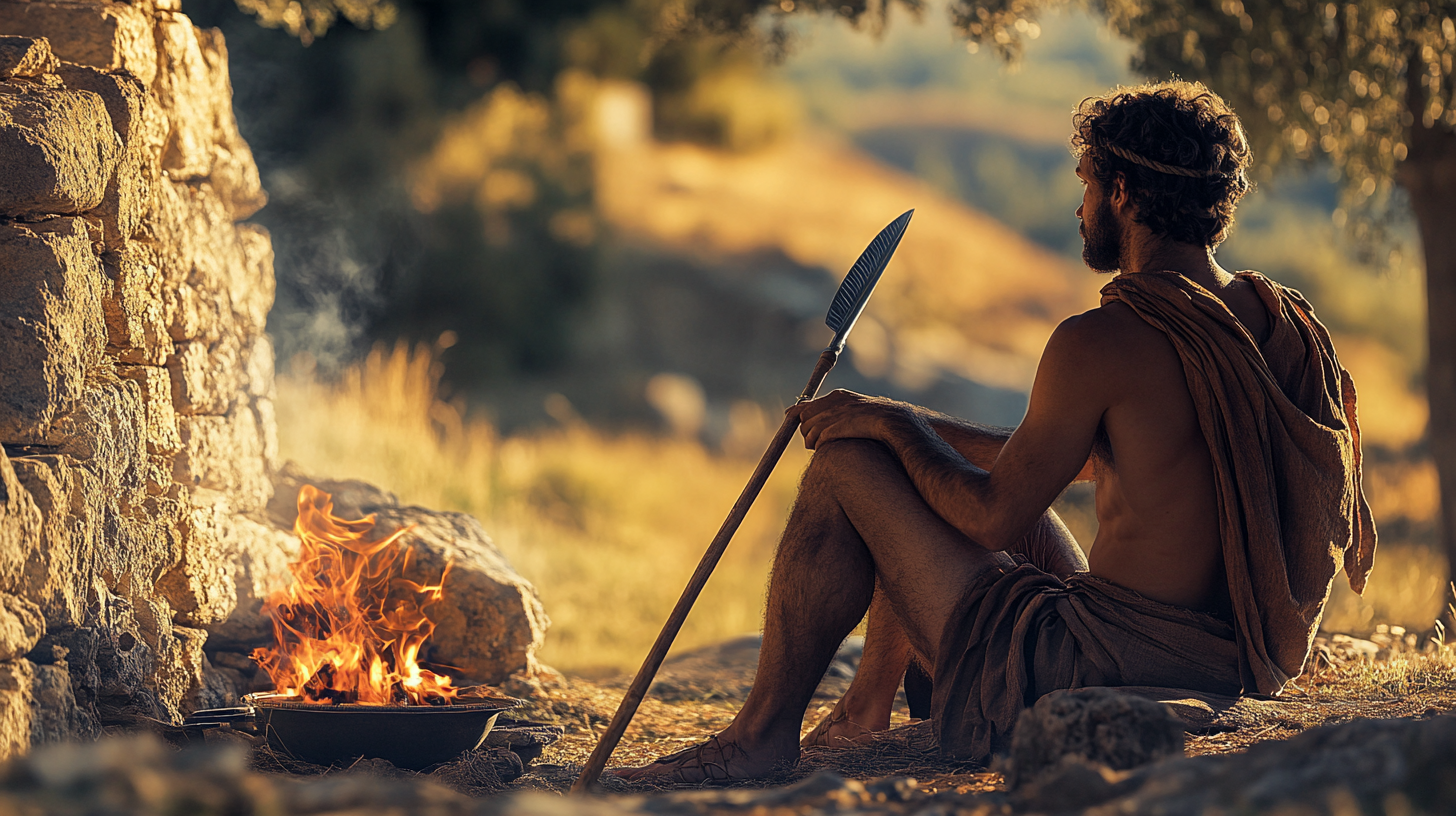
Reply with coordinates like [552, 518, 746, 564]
[277, 342, 808, 675]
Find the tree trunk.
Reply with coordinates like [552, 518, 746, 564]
[1403, 100, 1456, 612]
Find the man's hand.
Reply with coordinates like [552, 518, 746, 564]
[787, 390, 911, 450]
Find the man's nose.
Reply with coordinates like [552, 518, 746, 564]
[1076, 203, 1083, 218]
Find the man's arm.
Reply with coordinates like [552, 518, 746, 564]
[790, 311, 1116, 550]
[914, 410, 1096, 482]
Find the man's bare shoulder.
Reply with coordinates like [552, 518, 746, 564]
[1047, 301, 1173, 369]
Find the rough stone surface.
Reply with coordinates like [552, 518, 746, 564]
[0, 595, 43, 663]
[57, 62, 164, 248]
[204, 513, 298, 649]
[0, 660, 30, 761]
[1007, 687, 1186, 790]
[100, 241, 172, 365]
[0, 1, 156, 86]
[174, 407, 271, 512]
[0, 79, 117, 216]
[0, 36, 56, 80]
[0, 451, 43, 603]
[0, 218, 105, 442]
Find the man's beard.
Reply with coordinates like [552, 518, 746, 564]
[1080, 198, 1122, 273]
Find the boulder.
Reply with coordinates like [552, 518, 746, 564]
[0, 218, 106, 442]
[0, 79, 117, 216]
[266, 467, 551, 685]
[4, 455, 93, 627]
[0, 36, 56, 80]
[202, 513, 298, 649]
[28, 659, 98, 745]
[0, 1, 156, 86]
[155, 488, 236, 628]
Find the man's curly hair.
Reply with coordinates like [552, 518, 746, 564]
[1071, 81, 1253, 248]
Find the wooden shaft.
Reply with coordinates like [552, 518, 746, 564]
[571, 347, 840, 793]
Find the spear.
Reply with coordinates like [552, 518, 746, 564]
[571, 209, 915, 793]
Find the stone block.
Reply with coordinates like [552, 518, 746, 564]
[243, 334, 275, 400]
[0, 594, 43, 662]
[196, 28, 264, 219]
[204, 512, 298, 648]
[156, 488, 235, 628]
[152, 15, 212, 181]
[0, 1, 156, 86]
[117, 365, 180, 456]
[173, 405, 270, 512]
[42, 372, 147, 513]
[0, 36, 56, 80]
[101, 242, 172, 365]
[8, 454, 93, 628]
[166, 334, 244, 416]
[0, 660, 31, 761]
[0, 80, 117, 217]
[28, 660, 97, 745]
[0, 450, 42, 605]
[0, 218, 105, 443]
[57, 64, 164, 248]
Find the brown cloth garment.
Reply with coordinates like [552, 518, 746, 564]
[930, 270, 1376, 761]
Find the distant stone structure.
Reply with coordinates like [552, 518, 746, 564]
[0, 0, 547, 760]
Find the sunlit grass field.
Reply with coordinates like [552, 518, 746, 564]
[276, 342, 1451, 675]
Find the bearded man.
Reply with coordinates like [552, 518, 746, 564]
[618, 80, 1376, 782]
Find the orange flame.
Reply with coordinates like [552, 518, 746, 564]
[251, 485, 459, 706]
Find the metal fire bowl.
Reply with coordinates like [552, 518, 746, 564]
[243, 693, 523, 771]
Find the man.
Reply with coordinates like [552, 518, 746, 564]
[618, 80, 1376, 783]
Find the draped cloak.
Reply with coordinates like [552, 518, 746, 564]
[930, 270, 1378, 761]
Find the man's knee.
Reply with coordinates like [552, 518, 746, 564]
[807, 438, 895, 477]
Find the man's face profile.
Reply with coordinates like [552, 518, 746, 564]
[1076, 155, 1122, 274]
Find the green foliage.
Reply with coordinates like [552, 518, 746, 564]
[946, 0, 1456, 233]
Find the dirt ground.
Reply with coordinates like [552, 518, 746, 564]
[506, 627, 1456, 795]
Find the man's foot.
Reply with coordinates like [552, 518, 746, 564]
[800, 707, 878, 748]
[613, 733, 794, 785]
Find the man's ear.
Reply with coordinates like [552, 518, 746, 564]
[1109, 173, 1130, 212]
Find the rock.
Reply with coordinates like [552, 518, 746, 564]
[117, 364, 181, 456]
[1007, 687, 1185, 791]
[266, 469, 549, 685]
[101, 241, 173, 365]
[155, 488, 236, 628]
[28, 659, 98, 745]
[194, 27, 265, 219]
[0, 450, 43, 606]
[6, 455, 94, 628]
[166, 334, 245, 416]
[203, 513, 299, 648]
[0, 79, 117, 216]
[1095, 713, 1456, 814]
[57, 63, 165, 249]
[0, 594, 44, 662]
[0, 659, 31, 761]
[0, 1, 157, 86]
[173, 406, 272, 512]
[0, 36, 56, 80]
[0, 218, 106, 443]
[151, 16, 214, 181]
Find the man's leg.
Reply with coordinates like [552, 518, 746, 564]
[802, 509, 1086, 746]
[618, 439, 1009, 782]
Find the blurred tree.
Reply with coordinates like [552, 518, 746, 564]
[194, 0, 921, 392]
[942, 0, 1456, 593]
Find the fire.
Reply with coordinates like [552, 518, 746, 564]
[251, 485, 459, 706]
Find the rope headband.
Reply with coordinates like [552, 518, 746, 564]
[1095, 140, 1222, 178]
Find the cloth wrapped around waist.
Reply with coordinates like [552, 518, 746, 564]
[930, 559, 1240, 762]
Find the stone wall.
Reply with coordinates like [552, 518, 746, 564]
[0, 0, 276, 753]
[0, 1, 550, 762]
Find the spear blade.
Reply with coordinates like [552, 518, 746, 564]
[825, 208, 913, 351]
